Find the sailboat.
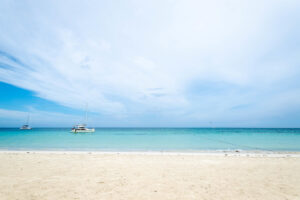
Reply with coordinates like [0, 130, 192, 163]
[71, 104, 95, 133]
[20, 113, 32, 130]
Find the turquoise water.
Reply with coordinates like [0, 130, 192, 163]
[0, 128, 300, 151]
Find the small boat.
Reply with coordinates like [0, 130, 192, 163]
[71, 124, 95, 133]
[20, 124, 32, 130]
[71, 104, 95, 133]
[20, 114, 32, 130]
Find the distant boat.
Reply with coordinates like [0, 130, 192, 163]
[20, 114, 32, 130]
[71, 104, 95, 133]
[20, 124, 31, 130]
[71, 124, 95, 133]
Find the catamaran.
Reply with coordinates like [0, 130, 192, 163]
[20, 114, 32, 130]
[71, 124, 95, 133]
[71, 104, 95, 133]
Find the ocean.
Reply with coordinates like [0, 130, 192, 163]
[0, 128, 299, 152]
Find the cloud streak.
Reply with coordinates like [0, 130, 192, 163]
[0, 0, 300, 126]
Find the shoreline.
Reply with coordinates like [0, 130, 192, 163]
[1, 149, 300, 157]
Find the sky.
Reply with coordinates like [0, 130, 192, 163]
[0, 0, 300, 127]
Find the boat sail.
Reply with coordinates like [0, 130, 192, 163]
[20, 113, 32, 130]
[71, 104, 95, 133]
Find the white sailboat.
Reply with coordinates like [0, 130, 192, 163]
[71, 104, 95, 133]
[71, 124, 95, 133]
[20, 113, 32, 130]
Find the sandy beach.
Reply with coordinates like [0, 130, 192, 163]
[0, 152, 300, 200]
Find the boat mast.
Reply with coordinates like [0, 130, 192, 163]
[85, 103, 88, 125]
[26, 113, 30, 125]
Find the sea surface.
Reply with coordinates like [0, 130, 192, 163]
[0, 128, 300, 152]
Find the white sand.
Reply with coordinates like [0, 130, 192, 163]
[0, 151, 300, 200]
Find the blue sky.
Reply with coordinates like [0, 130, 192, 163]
[0, 0, 300, 127]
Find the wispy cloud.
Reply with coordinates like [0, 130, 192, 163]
[0, 0, 300, 126]
[0, 108, 82, 127]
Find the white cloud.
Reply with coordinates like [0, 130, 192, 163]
[0, 108, 82, 127]
[0, 0, 300, 126]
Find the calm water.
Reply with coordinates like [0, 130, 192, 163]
[0, 128, 300, 151]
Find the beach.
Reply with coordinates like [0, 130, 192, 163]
[0, 152, 300, 200]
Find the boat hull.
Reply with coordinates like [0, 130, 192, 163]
[71, 128, 95, 133]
